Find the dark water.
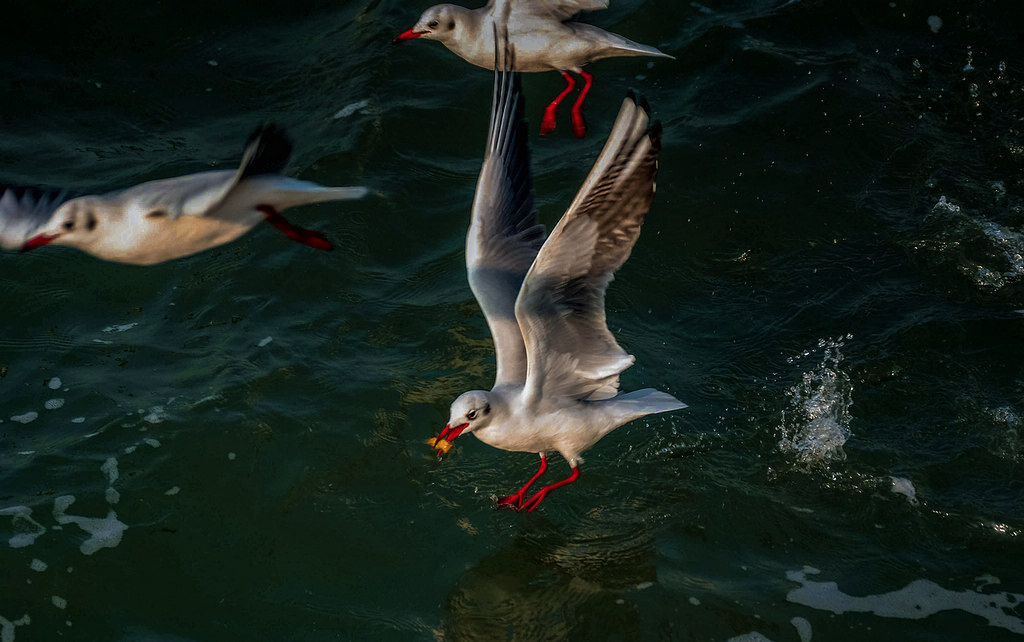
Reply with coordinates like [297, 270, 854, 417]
[2, 0, 1023, 639]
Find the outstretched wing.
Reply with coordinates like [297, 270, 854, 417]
[111, 124, 297, 219]
[466, 30, 545, 387]
[488, 0, 607, 22]
[516, 93, 661, 407]
[0, 186, 72, 249]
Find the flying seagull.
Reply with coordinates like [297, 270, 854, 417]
[1, 125, 367, 265]
[394, 0, 672, 138]
[429, 36, 685, 512]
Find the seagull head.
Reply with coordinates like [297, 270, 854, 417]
[21, 197, 103, 253]
[430, 390, 492, 457]
[393, 4, 460, 44]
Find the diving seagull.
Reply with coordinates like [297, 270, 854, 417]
[429, 38, 685, 512]
[0, 125, 367, 265]
[393, 0, 673, 138]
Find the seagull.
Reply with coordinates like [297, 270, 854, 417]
[0, 125, 367, 265]
[429, 37, 685, 512]
[393, 0, 673, 138]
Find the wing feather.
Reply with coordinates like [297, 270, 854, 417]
[516, 93, 662, 406]
[466, 27, 545, 387]
[520, 0, 609, 22]
[111, 124, 296, 219]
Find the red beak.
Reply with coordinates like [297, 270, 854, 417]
[393, 29, 425, 44]
[21, 233, 57, 252]
[429, 422, 468, 457]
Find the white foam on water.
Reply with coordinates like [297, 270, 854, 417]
[102, 322, 138, 334]
[143, 406, 166, 424]
[29, 559, 47, 572]
[100, 458, 120, 504]
[193, 394, 223, 407]
[927, 15, 942, 33]
[786, 566, 1024, 633]
[165, 486, 181, 496]
[227, 452, 236, 460]
[71, 417, 85, 424]
[977, 574, 1000, 588]
[47, 377, 62, 390]
[332, 99, 370, 119]
[257, 336, 273, 347]
[51, 496, 127, 556]
[10, 412, 38, 424]
[726, 633, 773, 642]
[123, 445, 137, 454]
[144, 438, 160, 448]
[43, 398, 64, 410]
[0, 506, 47, 548]
[0, 614, 30, 642]
[889, 476, 918, 504]
[791, 616, 812, 642]
[51, 595, 67, 610]
[100, 457, 119, 485]
[688, 596, 701, 606]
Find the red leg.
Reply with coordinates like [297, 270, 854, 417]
[257, 205, 333, 251]
[520, 465, 580, 513]
[497, 455, 548, 509]
[570, 70, 593, 139]
[541, 73, 576, 136]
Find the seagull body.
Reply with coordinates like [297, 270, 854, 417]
[394, 0, 673, 138]
[430, 40, 685, 512]
[1, 125, 367, 265]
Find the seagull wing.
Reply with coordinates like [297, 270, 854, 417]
[110, 124, 299, 219]
[516, 93, 661, 407]
[467, 34, 545, 387]
[0, 186, 72, 249]
[514, 0, 609, 21]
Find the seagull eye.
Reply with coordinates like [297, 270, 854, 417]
[427, 19, 439, 28]
[62, 219, 75, 231]
[146, 209, 167, 218]
[466, 410, 477, 420]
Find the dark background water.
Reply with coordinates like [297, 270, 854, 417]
[1, 1, 1023, 639]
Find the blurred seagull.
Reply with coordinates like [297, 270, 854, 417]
[393, 0, 673, 138]
[429, 37, 685, 512]
[0, 125, 367, 265]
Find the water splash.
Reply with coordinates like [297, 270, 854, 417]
[986, 406, 1021, 462]
[919, 196, 1024, 294]
[777, 336, 854, 468]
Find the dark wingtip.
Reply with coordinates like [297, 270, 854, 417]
[631, 90, 651, 117]
[648, 120, 663, 149]
[241, 124, 293, 178]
